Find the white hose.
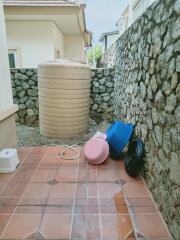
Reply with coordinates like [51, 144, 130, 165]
[59, 145, 80, 160]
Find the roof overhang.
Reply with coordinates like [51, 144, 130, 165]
[3, 4, 92, 46]
[99, 31, 119, 42]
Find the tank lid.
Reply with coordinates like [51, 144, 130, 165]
[38, 59, 90, 69]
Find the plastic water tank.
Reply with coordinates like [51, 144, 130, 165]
[38, 59, 90, 138]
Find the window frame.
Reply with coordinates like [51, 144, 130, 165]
[8, 48, 21, 68]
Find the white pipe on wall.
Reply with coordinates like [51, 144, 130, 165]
[0, 0, 13, 111]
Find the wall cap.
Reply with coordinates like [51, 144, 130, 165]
[0, 104, 18, 122]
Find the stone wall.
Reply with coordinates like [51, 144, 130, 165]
[90, 68, 115, 123]
[11, 69, 38, 124]
[11, 68, 114, 125]
[102, 0, 180, 238]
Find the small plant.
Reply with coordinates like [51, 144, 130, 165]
[87, 45, 103, 67]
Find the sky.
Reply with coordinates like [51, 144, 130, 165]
[85, 0, 127, 44]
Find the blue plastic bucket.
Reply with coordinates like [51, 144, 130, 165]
[106, 121, 134, 159]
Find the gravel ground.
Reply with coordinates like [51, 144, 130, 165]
[16, 120, 110, 147]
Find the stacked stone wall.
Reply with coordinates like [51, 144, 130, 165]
[102, 0, 180, 238]
[11, 68, 115, 124]
[11, 69, 38, 124]
[90, 68, 115, 123]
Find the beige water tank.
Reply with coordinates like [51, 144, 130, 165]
[38, 59, 90, 138]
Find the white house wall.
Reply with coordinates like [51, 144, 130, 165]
[52, 22, 64, 59]
[0, 2, 13, 110]
[64, 35, 85, 61]
[6, 20, 55, 68]
[0, 0, 17, 149]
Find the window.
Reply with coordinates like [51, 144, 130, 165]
[8, 48, 21, 68]
[8, 52, 16, 68]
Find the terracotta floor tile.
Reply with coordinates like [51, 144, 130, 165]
[88, 170, 97, 182]
[74, 197, 87, 206]
[75, 183, 87, 198]
[79, 161, 88, 170]
[40, 214, 71, 239]
[128, 204, 157, 214]
[1, 182, 28, 198]
[86, 205, 99, 214]
[131, 214, 172, 239]
[123, 181, 149, 197]
[119, 170, 140, 185]
[55, 169, 78, 183]
[74, 205, 86, 214]
[49, 183, 76, 198]
[87, 214, 101, 240]
[0, 173, 14, 190]
[71, 214, 86, 239]
[30, 170, 56, 183]
[71, 214, 100, 239]
[0, 147, 172, 240]
[46, 146, 63, 155]
[0, 214, 11, 236]
[59, 160, 79, 168]
[126, 196, 154, 205]
[8, 170, 23, 184]
[115, 160, 125, 170]
[97, 170, 119, 182]
[48, 197, 74, 206]
[0, 197, 19, 214]
[88, 183, 97, 197]
[87, 197, 98, 206]
[101, 214, 133, 240]
[96, 158, 116, 170]
[88, 163, 97, 171]
[38, 162, 61, 170]
[19, 197, 47, 206]
[41, 154, 61, 165]
[24, 151, 44, 164]
[32, 146, 47, 153]
[17, 147, 33, 163]
[77, 170, 87, 182]
[98, 183, 122, 198]
[10, 169, 34, 184]
[45, 205, 72, 214]
[74, 197, 99, 215]
[23, 183, 49, 198]
[99, 193, 128, 215]
[15, 205, 45, 214]
[100, 205, 117, 214]
[1, 214, 42, 239]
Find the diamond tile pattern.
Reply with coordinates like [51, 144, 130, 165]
[46, 178, 60, 186]
[0, 146, 172, 239]
[25, 230, 45, 239]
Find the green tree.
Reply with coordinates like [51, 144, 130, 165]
[87, 45, 103, 67]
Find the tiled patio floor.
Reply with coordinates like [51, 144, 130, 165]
[0, 146, 172, 239]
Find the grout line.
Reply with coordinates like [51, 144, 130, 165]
[0, 147, 46, 239]
[30, 147, 57, 234]
[96, 167, 102, 240]
[68, 147, 80, 240]
[141, 178, 172, 238]
[0, 213, 139, 216]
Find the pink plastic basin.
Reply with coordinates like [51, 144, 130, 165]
[84, 138, 109, 165]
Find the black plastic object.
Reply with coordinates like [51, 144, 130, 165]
[125, 138, 145, 177]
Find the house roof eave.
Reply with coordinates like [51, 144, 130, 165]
[99, 30, 119, 42]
